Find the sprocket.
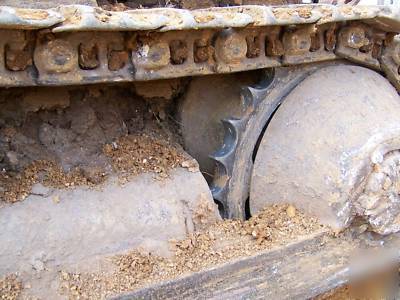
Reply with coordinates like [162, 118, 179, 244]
[180, 62, 346, 219]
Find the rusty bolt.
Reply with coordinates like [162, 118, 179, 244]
[34, 39, 77, 73]
[135, 42, 170, 70]
[341, 26, 369, 49]
[215, 29, 247, 63]
[282, 26, 314, 56]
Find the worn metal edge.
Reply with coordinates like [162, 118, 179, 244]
[110, 230, 400, 300]
[0, 4, 399, 32]
[50, 5, 400, 33]
[0, 6, 63, 29]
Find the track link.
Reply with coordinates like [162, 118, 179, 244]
[0, 5, 398, 86]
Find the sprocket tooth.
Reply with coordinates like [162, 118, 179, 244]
[210, 153, 233, 169]
[210, 184, 229, 218]
[256, 68, 276, 89]
[210, 76, 273, 218]
[240, 86, 269, 113]
[210, 185, 226, 203]
[222, 117, 244, 140]
[209, 146, 234, 171]
[210, 118, 243, 164]
[210, 160, 229, 206]
[209, 118, 244, 214]
[240, 86, 257, 112]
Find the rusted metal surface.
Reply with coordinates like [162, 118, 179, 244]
[0, 22, 394, 86]
[336, 23, 384, 69]
[0, 5, 395, 86]
[112, 231, 400, 300]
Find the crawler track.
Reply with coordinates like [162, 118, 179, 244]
[0, 5, 398, 87]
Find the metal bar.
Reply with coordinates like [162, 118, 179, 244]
[112, 231, 400, 300]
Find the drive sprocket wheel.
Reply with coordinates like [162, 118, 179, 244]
[182, 60, 400, 233]
[181, 62, 341, 218]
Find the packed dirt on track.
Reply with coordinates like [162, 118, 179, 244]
[57, 204, 323, 299]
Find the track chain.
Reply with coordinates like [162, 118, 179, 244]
[0, 15, 398, 87]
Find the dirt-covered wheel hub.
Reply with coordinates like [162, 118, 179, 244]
[355, 150, 400, 234]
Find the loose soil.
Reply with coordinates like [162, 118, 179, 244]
[0, 132, 186, 203]
[0, 160, 91, 203]
[104, 133, 186, 181]
[58, 204, 324, 299]
[0, 275, 22, 300]
[0, 85, 185, 203]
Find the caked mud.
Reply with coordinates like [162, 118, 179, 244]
[0, 85, 187, 203]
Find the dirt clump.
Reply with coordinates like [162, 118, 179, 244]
[104, 133, 186, 180]
[243, 204, 319, 244]
[315, 286, 350, 300]
[0, 275, 22, 300]
[192, 193, 220, 230]
[297, 6, 313, 18]
[0, 160, 99, 203]
[59, 204, 324, 299]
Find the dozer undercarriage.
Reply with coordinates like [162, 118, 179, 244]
[1, 1, 400, 299]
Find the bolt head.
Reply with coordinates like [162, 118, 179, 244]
[216, 30, 247, 63]
[35, 39, 77, 73]
[342, 27, 369, 49]
[135, 42, 170, 70]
